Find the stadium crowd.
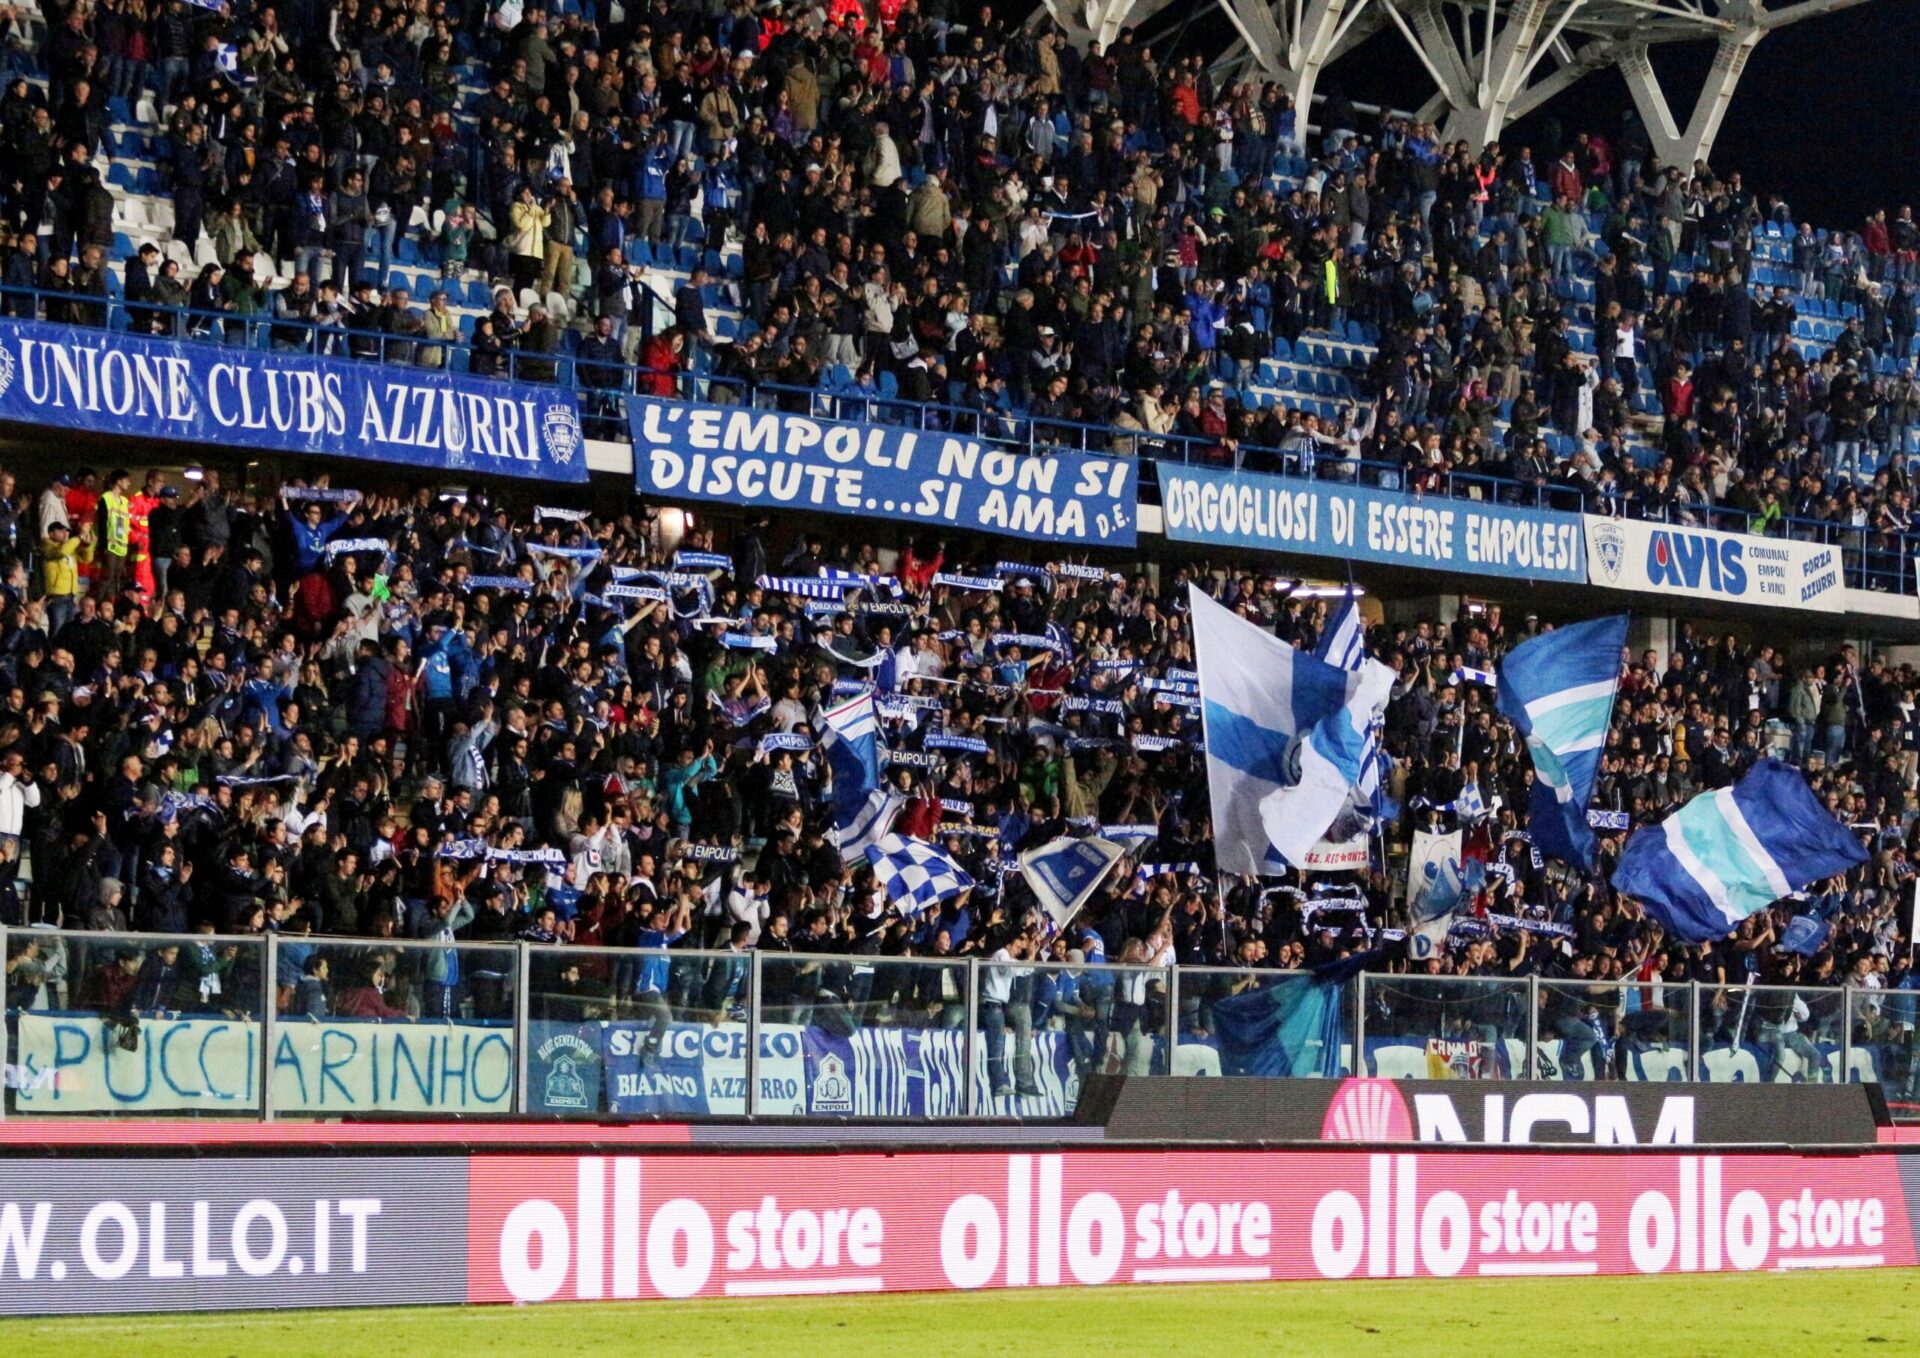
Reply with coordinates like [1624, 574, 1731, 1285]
[0, 461, 1913, 1090]
[0, 0, 1913, 1088]
[1, 0, 1920, 587]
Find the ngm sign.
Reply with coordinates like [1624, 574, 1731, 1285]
[1583, 516, 1843, 613]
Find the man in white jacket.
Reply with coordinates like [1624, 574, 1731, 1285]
[0, 750, 40, 843]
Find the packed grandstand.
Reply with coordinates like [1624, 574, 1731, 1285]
[0, 0, 1915, 1118]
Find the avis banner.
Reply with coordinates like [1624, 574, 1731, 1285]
[1158, 463, 1585, 582]
[1582, 515, 1843, 612]
[0, 317, 587, 483]
[11, 1013, 515, 1115]
[629, 396, 1137, 546]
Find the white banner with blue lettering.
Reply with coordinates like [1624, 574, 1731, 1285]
[630, 396, 1136, 547]
[1582, 515, 1843, 613]
[10, 1013, 515, 1114]
[0, 318, 587, 483]
[1159, 463, 1584, 583]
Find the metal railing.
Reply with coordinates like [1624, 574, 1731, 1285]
[7, 927, 1916, 1121]
[2, 292, 1914, 593]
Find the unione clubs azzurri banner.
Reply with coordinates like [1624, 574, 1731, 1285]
[629, 396, 1138, 546]
[0, 317, 586, 483]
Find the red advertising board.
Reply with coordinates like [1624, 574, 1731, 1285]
[466, 1149, 1919, 1303]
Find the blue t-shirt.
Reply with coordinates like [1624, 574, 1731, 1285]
[634, 926, 683, 994]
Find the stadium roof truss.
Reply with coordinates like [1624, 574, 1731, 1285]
[1036, 0, 1875, 168]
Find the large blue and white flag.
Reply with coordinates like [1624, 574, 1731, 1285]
[1019, 836, 1127, 928]
[866, 834, 974, 913]
[1496, 615, 1628, 869]
[1611, 760, 1868, 943]
[1191, 585, 1395, 875]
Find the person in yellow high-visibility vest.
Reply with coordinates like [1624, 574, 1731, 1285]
[94, 468, 133, 601]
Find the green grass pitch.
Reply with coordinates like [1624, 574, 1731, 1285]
[1, 1271, 1914, 1357]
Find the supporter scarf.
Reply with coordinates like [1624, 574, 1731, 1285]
[535, 506, 591, 522]
[758, 733, 813, 753]
[1138, 861, 1201, 878]
[324, 537, 389, 557]
[435, 839, 566, 866]
[468, 575, 533, 592]
[603, 583, 669, 602]
[674, 550, 733, 572]
[823, 640, 886, 669]
[932, 572, 1001, 592]
[992, 632, 1063, 653]
[282, 487, 362, 504]
[926, 734, 990, 754]
[707, 692, 771, 727]
[885, 749, 944, 769]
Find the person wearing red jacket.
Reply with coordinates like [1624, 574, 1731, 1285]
[892, 776, 941, 840]
[827, 0, 866, 33]
[1660, 361, 1697, 423]
[639, 329, 685, 396]
[899, 539, 944, 594]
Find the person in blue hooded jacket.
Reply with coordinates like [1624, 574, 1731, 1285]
[281, 488, 352, 574]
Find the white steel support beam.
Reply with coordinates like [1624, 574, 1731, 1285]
[1442, 0, 1564, 148]
[1403, 0, 1477, 107]
[1618, 17, 1761, 170]
[1035, 0, 1879, 173]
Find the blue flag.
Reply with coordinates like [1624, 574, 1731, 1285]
[821, 692, 881, 828]
[1496, 615, 1628, 869]
[1780, 914, 1831, 957]
[1611, 761, 1869, 944]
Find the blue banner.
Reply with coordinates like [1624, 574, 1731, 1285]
[630, 396, 1136, 547]
[1159, 463, 1585, 583]
[588, 1019, 1077, 1116]
[0, 318, 587, 483]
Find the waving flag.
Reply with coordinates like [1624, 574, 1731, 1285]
[1020, 837, 1127, 927]
[1191, 585, 1395, 875]
[1314, 585, 1366, 672]
[1611, 761, 1868, 943]
[823, 693, 901, 861]
[1496, 615, 1628, 869]
[1312, 583, 1391, 839]
[866, 835, 974, 912]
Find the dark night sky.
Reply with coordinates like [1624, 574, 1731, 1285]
[1148, 1, 1920, 230]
